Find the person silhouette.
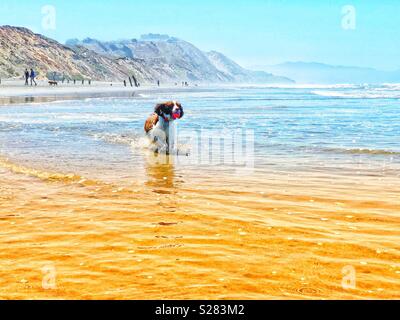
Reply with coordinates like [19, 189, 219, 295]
[30, 68, 37, 86]
[24, 69, 29, 86]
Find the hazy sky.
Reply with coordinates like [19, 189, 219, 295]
[1, 0, 399, 70]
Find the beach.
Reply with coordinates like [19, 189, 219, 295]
[0, 83, 399, 299]
[0, 80, 202, 105]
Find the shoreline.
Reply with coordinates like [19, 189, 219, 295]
[3, 80, 400, 106]
[0, 80, 215, 106]
[6, 80, 400, 106]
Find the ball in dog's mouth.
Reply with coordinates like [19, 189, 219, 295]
[172, 109, 181, 120]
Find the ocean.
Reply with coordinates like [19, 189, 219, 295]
[1, 84, 400, 185]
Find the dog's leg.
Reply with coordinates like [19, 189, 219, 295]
[151, 128, 168, 154]
[167, 121, 178, 155]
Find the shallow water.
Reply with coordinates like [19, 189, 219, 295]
[0, 85, 399, 299]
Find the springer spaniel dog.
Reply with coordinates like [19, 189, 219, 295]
[144, 101, 184, 154]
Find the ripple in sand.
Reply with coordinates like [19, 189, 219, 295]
[156, 222, 179, 226]
[297, 287, 320, 295]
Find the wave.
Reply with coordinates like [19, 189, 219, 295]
[237, 84, 361, 90]
[91, 132, 191, 155]
[0, 156, 99, 185]
[312, 90, 400, 99]
[91, 132, 144, 146]
[324, 147, 400, 156]
[381, 83, 400, 90]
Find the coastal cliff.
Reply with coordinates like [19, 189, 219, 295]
[0, 26, 293, 84]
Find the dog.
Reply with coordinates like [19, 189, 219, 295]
[144, 101, 184, 154]
[48, 81, 58, 86]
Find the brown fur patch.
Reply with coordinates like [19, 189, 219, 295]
[144, 113, 159, 133]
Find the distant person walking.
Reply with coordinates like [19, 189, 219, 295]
[24, 69, 30, 86]
[30, 68, 37, 86]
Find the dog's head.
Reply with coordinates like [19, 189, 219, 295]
[154, 101, 184, 121]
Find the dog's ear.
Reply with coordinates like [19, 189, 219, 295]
[155, 102, 174, 115]
[177, 102, 184, 119]
[154, 103, 165, 116]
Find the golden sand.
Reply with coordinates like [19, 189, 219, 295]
[0, 156, 399, 300]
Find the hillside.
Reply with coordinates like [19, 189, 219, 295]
[206, 51, 293, 84]
[0, 26, 293, 84]
[67, 35, 294, 84]
[0, 26, 160, 82]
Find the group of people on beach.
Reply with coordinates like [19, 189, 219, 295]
[24, 68, 37, 86]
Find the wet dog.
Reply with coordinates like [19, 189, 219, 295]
[144, 101, 184, 154]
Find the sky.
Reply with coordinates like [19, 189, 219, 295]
[0, 0, 399, 71]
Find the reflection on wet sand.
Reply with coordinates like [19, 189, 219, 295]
[144, 153, 182, 216]
[0, 95, 62, 106]
[145, 153, 177, 193]
[0, 91, 139, 106]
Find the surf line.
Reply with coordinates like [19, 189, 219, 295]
[155, 304, 190, 318]
[0, 156, 98, 186]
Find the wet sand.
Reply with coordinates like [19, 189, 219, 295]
[0, 80, 209, 105]
[0, 155, 399, 300]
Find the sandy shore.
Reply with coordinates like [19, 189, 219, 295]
[0, 79, 205, 105]
[0, 84, 399, 300]
[0, 157, 399, 300]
